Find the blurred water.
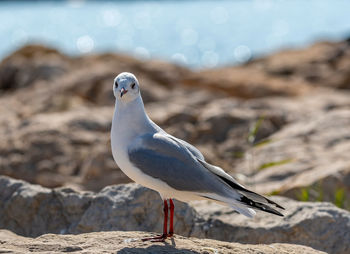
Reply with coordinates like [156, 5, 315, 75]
[0, 0, 349, 68]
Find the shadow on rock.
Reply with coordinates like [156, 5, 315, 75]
[117, 245, 200, 254]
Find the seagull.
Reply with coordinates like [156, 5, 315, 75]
[111, 72, 284, 242]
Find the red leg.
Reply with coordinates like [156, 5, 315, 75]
[168, 199, 174, 237]
[162, 199, 168, 236]
[142, 200, 169, 242]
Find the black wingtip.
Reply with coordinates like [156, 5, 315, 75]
[275, 203, 285, 210]
[265, 198, 285, 210]
[215, 174, 285, 211]
[270, 209, 284, 217]
[240, 196, 284, 217]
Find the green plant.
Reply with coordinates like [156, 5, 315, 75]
[334, 188, 345, 208]
[232, 151, 245, 158]
[248, 116, 264, 144]
[258, 158, 294, 170]
[298, 187, 310, 202]
[253, 138, 273, 148]
[269, 190, 281, 196]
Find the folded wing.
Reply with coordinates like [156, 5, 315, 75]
[128, 132, 284, 217]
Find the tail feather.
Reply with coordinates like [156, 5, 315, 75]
[201, 194, 257, 218]
[197, 159, 284, 217]
[231, 204, 256, 218]
[199, 182, 284, 217]
[202, 192, 284, 217]
[216, 175, 285, 211]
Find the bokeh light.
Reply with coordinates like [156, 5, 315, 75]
[171, 53, 187, 65]
[181, 28, 198, 46]
[201, 51, 219, 68]
[210, 7, 229, 25]
[234, 45, 252, 63]
[102, 10, 122, 27]
[76, 35, 94, 53]
[134, 47, 150, 59]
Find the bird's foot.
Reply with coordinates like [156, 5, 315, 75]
[141, 233, 173, 242]
[141, 233, 167, 242]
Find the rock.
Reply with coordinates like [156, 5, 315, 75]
[0, 230, 324, 254]
[259, 41, 350, 89]
[191, 196, 350, 254]
[197, 98, 287, 143]
[183, 66, 312, 98]
[75, 183, 196, 235]
[0, 44, 189, 105]
[0, 176, 196, 237]
[183, 40, 350, 98]
[0, 176, 349, 254]
[0, 107, 125, 191]
[0, 45, 68, 91]
[235, 109, 350, 210]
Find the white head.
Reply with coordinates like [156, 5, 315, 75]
[113, 72, 140, 103]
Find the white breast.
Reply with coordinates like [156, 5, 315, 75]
[110, 109, 172, 198]
[110, 98, 203, 202]
[111, 136, 178, 199]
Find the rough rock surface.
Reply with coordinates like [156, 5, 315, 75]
[0, 230, 325, 254]
[0, 176, 196, 237]
[236, 107, 350, 209]
[191, 198, 350, 254]
[1, 176, 349, 254]
[0, 106, 126, 190]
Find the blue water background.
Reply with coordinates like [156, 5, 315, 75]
[0, 0, 349, 68]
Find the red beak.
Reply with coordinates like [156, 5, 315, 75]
[120, 87, 128, 98]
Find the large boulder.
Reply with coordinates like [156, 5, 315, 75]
[0, 45, 68, 91]
[235, 108, 350, 210]
[0, 107, 127, 190]
[0, 176, 349, 254]
[0, 176, 196, 237]
[191, 197, 350, 254]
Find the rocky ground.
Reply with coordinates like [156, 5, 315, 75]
[0, 39, 350, 253]
[0, 230, 325, 254]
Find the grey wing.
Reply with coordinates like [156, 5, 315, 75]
[128, 132, 284, 216]
[168, 136, 205, 160]
[128, 133, 235, 197]
[169, 136, 281, 207]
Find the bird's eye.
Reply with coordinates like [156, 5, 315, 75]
[114, 82, 118, 88]
[131, 83, 136, 89]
